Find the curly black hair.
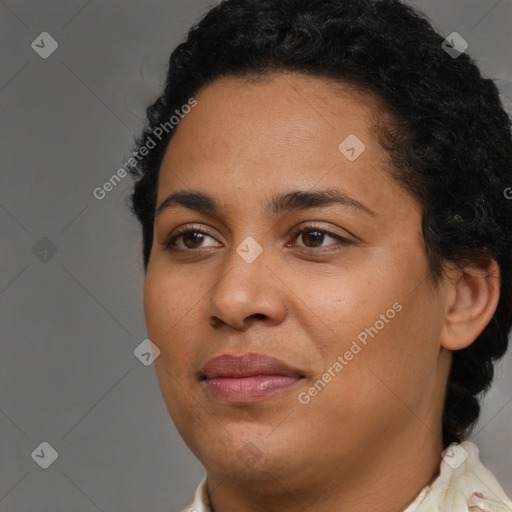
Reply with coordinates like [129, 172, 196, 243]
[128, 0, 512, 448]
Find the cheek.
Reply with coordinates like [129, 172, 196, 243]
[143, 270, 199, 366]
[144, 267, 192, 330]
[297, 304, 441, 450]
[143, 278, 170, 343]
[143, 271, 204, 423]
[294, 267, 392, 358]
[300, 257, 441, 406]
[322, 287, 443, 419]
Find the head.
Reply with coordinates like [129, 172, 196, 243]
[129, 0, 512, 485]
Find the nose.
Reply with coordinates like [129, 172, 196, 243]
[205, 247, 288, 331]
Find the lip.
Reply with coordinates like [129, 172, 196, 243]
[200, 352, 305, 403]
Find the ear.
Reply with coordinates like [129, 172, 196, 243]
[440, 259, 500, 351]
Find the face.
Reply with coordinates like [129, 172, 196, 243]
[143, 73, 451, 487]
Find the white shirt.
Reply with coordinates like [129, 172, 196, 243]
[180, 441, 512, 512]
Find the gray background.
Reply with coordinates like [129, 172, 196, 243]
[0, 0, 511, 511]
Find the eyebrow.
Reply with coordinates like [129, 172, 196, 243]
[154, 188, 376, 218]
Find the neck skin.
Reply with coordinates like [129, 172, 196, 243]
[205, 352, 450, 512]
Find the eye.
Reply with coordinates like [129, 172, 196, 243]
[163, 223, 353, 253]
[289, 225, 352, 251]
[164, 225, 221, 251]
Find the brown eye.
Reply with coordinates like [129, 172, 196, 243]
[301, 230, 325, 247]
[292, 226, 351, 250]
[164, 227, 221, 251]
[181, 232, 208, 249]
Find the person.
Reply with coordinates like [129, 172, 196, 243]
[128, 0, 512, 510]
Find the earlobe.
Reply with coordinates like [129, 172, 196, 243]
[440, 259, 500, 351]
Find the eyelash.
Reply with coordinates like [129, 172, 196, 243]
[163, 224, 352, 253]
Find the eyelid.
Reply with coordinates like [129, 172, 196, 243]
[289, 222, 354, 242]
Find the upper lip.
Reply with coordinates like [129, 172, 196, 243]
[201, 352, 304, 379]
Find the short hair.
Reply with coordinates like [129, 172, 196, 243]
[129, 0, 512, 448]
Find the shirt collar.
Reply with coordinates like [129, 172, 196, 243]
[185, 477, 210, 511]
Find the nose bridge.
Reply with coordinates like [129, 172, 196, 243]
[206, 237, 286, 329]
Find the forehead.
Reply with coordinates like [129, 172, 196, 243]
[155, 72, 411, 219]
[173, 72, 384, 150]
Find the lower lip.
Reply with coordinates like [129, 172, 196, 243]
[204, 375, 302, 403]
